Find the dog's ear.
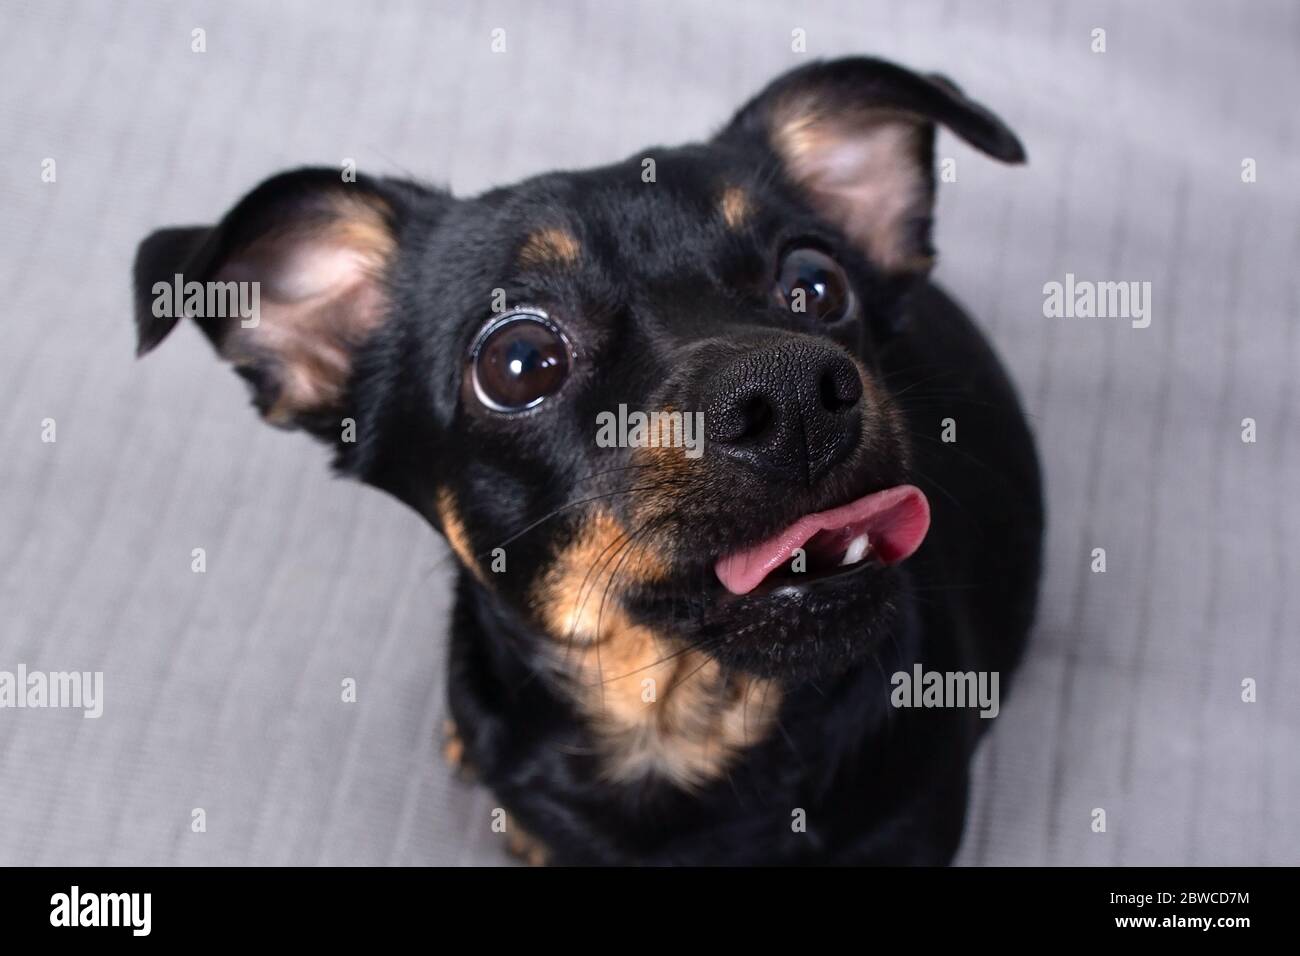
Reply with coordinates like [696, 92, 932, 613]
[719, 57, 1025, 279]
[133, 168, 412, 431]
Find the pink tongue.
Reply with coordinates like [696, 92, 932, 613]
[714, 485, 930, 596]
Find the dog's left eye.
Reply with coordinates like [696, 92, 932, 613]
[469, 310, 571, 411]
[774, 246, 854, 322]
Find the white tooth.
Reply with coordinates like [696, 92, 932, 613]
[841, 533, 870, 566]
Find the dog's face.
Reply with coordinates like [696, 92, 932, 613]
[135, 59, 1022, 696]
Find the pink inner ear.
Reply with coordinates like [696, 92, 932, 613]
[215, 203, 395, 424]
[773, 106, 933, 275]
[226, 241, 376, 303]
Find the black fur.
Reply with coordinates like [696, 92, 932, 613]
[133, 57, 1043, 865]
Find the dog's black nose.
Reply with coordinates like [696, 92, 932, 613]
[704, 339, 863, 485]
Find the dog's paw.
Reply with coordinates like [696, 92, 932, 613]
[440, 718, 477, 782]
[506, 824, 550, 867]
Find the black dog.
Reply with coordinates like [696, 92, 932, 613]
[133, 57, 1042, 865]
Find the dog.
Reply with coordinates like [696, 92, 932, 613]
[132, 57, 1043, 865]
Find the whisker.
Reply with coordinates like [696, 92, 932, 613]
[479, 481, 680, 558]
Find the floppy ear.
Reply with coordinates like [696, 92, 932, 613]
[133, 168, 408, 432]
[719, 57, 1025, 279]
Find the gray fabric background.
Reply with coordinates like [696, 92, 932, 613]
[1, 0, 1296, 866]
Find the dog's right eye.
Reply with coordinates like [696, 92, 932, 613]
[469, 310, 572, 412]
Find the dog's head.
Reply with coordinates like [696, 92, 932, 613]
[134, 57, 1022, 730]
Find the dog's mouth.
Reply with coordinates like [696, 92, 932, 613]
[713, 485, 930, 595]
[613, 483, 930, 681]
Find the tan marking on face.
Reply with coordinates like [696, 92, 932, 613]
[532, 507, 779, 789]
[617, 403, 717, 531]
[435, 487, 486, 583]
[518, 227, 581, 269]
[852, 356, 911, 472]
[720, 186, 752, 229]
